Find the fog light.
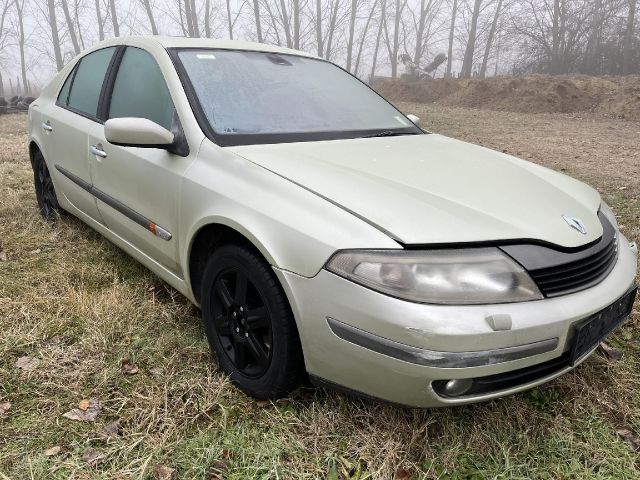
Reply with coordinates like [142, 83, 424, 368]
[442, 378, 473, 397]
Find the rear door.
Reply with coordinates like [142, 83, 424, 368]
[42, 47, 118, 222]
[90, 46, 191, 273]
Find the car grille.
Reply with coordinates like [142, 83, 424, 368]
[528, 234, 618, 297]
[501, 211, 618, 297]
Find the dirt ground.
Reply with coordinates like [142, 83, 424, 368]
[376, 75, 640, 121]
[1, 108, 639, 479]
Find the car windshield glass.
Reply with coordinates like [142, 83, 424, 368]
[175, 49, 421, 144]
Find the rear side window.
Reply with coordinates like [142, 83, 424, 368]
[65, 47, 116, 117]
[57, 69, 74, 105]
[108, 47, 175, 130]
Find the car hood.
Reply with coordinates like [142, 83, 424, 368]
[227, 134, 602, 247]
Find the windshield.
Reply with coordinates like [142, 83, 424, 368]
[174, 49, 422, 146]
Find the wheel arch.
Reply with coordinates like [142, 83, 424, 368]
[28, 139, 43, 166]
[186, 219, 279, 305]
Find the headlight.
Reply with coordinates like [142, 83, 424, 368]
[326, 248, 543, 305]
[600, 201, 618, 230]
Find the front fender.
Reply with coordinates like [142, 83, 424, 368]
[178, 141, 399, 294]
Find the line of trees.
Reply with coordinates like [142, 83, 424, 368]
[0, 0, 638, 96]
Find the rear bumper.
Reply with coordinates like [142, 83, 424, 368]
[276, 234, 638, 407]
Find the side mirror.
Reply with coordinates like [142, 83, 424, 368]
[406, 114, 421, 126]
[105, 117, 175, 149]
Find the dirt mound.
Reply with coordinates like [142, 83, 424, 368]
[374, 75, 640, 120]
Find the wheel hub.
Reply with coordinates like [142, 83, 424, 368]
[230, 305, 249, 339]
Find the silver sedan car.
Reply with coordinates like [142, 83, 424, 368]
[27, 36, 637, 407]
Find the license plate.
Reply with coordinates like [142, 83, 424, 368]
[570, 285, 637, 365]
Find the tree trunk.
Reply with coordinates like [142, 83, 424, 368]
[582, 0, 603, 74]
[346, 0, 358, 71]
[413, 0, 431, 65]
[75, 0, 85, 49]
[0, 70, 4, 98]
[315, 0, 323, 56]
[479, 0, 502, 78]
[60, 0, 80, 54]
[460, 0, 481, 77]
[354, 0, 378, 76]
[622, 0, 636, 74]
[253, 0, 263, 42]
[142, 0, 158, 35]
[263, 0, 282, 45]
[226, 0, 234, 39]
[190, 0, 200, 37]
[390, 0, 402, 77]
[293, 0, 300, 49]
[325, 0, 340, 60]
[279, 0, 292, 47]
[184, 0, 194, 36]
[551, 0, 561, 74]
[47, 0, 64, 71]
[445, 0, 457, 76]
[15, 0, 28, 94]
[109, 0, 120, 37]
[204, 0, 211, 37]
[370, 0, 386, 82]
[95, 0, 105, 41]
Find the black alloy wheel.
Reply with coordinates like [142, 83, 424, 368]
[33, 151, 60, 221]
[201, 244, 305, 398]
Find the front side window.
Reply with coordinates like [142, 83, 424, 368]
[108, 47, 175, 130]
[65, 47, 116, 117]
[175, 49, 421, 145]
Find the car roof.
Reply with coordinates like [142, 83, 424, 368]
[95, 35, 318, 59]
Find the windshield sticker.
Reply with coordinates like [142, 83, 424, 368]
[196, 54, 217, 60]
[394, 115, 410, 126]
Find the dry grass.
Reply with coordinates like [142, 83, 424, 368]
[0, 109, 639, 479]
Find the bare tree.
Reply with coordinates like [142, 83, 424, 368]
[95, 0, 105, 40]
[370, 0, 385, 81]
[411, 0, 443, 66]
[324, 0, 340, 59]
[345, 0, 358, 71]
[292, 0, 300, 48]
[190, 0, 200, 37]
[226, 0, 233, 38]
[14, 0, 28, 93]
[479, 0, 503, 77]
[46, 0, 64, 71]
[461, 0, 482, 77]
[142, 0, 158, 34]
[622, 0, 637, 74]
[253, 0, 263, 42]
[278, 0, 292, 46]
[61, 0, 81, 54]
[109, 0, 119, 36]
[354, 0, 379, 75]
[444, 0, 457, 76]
[384, 0, 406, 77]
[315, 0, 323, 55]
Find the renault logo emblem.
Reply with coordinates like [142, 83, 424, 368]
[562, 214, 587, 235]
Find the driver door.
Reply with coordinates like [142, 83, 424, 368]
[89, 46, 192, 274]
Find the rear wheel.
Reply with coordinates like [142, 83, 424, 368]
[201, 244, 305, 399]
[33, 151, 60, 222]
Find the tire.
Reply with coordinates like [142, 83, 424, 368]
[201, 244, 305, 399]
[33, 150, 60, 222]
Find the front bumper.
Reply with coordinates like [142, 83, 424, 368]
[276, 234, 638, 407]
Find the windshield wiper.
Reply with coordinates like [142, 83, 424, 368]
[360, 130, 419, 138]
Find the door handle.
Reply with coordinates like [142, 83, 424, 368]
[41, 121, 53, 132]
[90, 144, 107, 158]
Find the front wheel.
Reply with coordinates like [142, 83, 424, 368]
[33, 151, 60, 222]
[201, 244, 305, 399]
